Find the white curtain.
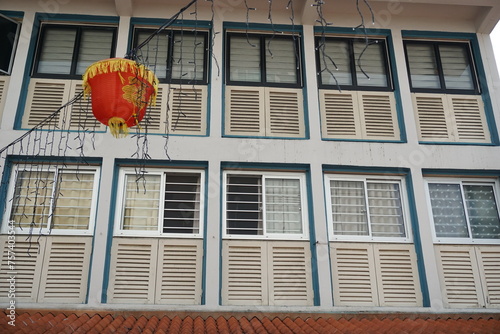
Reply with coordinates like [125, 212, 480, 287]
[428, 183, 469, 238]
[330, 180, 368, 236]
[122, 174, 160, 231]
[366, 182, 405, 237]
[265, 178, 302, 234]
[463, 185, 500, 239]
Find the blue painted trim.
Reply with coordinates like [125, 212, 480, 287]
[402, 30, 500, 145]
[130, 17, 211, 29]
[304, 169, 320, 306]
[322, 164, 431, 307]
[14, 13, 119, 129]
[115, 158, 208, 168]
[223, 21, 303, 33]
[313, 26, 391, 37]
[422, 168, 500, 177]
[101, 160, 120, 304]
[404, 172, 430, 307]
[218, 164, 224, 306]
[0, 10, 24, 18]
[221, 161, 310, 171]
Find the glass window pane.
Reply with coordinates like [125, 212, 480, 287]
[265, 178, 302, 234]
[37, 28, 76, 74]
[367, 182, 405, 237]
[163, 173, 201, 234]
[406, 43, 440, 89]
[171, 33, 205, 81]
[265, 37, 297, 84]
[320, 39, 352, 86]
[229, 35, 261, 82]
[439, 44, 474, 90]
[0, 15, 20, 74]
[354, 40, 388, 87]
[428, 183, 469, 238]
[9, 171, 54, 229]
[122, 174, 160, 230]
[52, 172, 94, 230]
[330, 180, 368, 236]
[135, 30, 169, 79]
[226, 175, 262, 235]
[463, 185, 500, 239]
[76, 29, 114, 75]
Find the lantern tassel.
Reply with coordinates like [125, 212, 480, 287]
[108, 117, 129, 138]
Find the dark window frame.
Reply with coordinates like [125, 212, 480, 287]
[225, 32, 303, 88]
[315, 36, 393, 91]
[133, 28, 210, 85]
[403, 40, 480, 95]
[32, 23, 117, 80]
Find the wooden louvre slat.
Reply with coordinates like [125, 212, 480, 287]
[266, 88, 304, 137]
[0, 76, 9, 114]
[222, 240, 266, 305]
[476, 246, 500, 307]
[0, 236, 43, 303]
[38, 236, 92, 303]
[108, 238, 157, 304]
[320, 91, 359, 138]
[169, 85, 207, 135]
[225, 86, 265, 136]
[435, 245, 484, 308]
[360, 92, 398, 140]
[269, 242, 313, 306]
[450, 96, 488, 142]
[23, 78, 69, 128]
[331, 243, 378, 306]
[413, 94, 451, 140]
[143, 84, 167, 132]
[156, 239, 203, 304]
[374, 244, 421, 307]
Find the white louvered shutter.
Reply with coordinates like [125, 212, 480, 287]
[143, 84, 168, 133]
[222, 240, 267, 305]
[156, 239, 203, 304]
[359, 92, 398, 140]
[373, 244, 421, 306]
[320, 90, 360, 139]
[68, 81, 104, 131]
[0, 236, 44, 303]
[266, 88, 304, 137]
[225, 86, 265, 136]
[476, 246, 500, 308]
[23, 78, 70, 128]
[449, 95, 488, 142]
[0, 76, 9, 114]
[413, 93, 489, 143]
[435, 245, 484, 308]
[168, 85, 207, 135]
[268, 241, 313, 306]
[108, 238, 157, 304]
[38, 236, 92, 303]
[330, 243, 378, 306]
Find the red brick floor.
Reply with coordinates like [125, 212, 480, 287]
[2, 311, 500, 333]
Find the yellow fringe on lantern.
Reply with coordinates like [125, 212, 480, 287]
[108, 117, 129, 138]
[82, 58, 158, 105]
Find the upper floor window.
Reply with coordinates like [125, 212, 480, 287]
[404, 41, 478, 95]
[115, 168, 204, 237]
[426, 178, 500, 242]
[33, 24, 116, 79]
[0, 13, 21, 75]
[325, 174, 411, 242]
[133, 28, 209, 84]
[3, 165, 100, 235]
[223, 171, 308, 239]
[316, 36, 391, 91]
[226, 33, 302, 88]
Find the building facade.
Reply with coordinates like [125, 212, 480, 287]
[0, 0, 499, 314]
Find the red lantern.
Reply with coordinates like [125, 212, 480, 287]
[82, 58, 158, 138]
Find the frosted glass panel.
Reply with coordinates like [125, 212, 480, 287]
[367, 182, 405, 237]
[76, 30, 114, 75]
[171, 33, 205, 81]
[463, 185, 500, 239]
[331, 180, 368, 236]
[406, 44, 440, 89]
[265, 38, 297, 84]
[428, 183, 469, 238]
[37, 28, 76, 74]
[229, 36, 260, 82]
[122, 174, 161, 230]
[354, 41, 387, 87]
[439, 44, 474, 90]
[320, 40, 352, 86]
[135, 30, 169, 79]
